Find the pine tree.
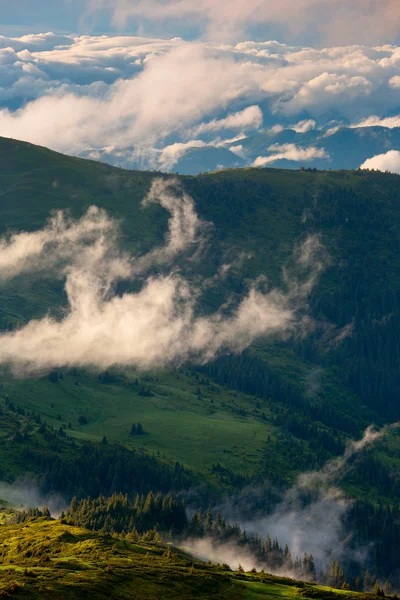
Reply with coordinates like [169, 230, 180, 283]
[384, 580, 392, 596]
[374, 582, 384, 597]
[354, 577, 362, 591]
[364, 570, 372, 591]
[205, 507, 213, 533]
[265, 534, 272, 555]
[143, 491, 155, 514]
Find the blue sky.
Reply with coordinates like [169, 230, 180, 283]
[0, 0, 292, 42]
[0, 1, 80, 34]
[1, 0, 400, 46]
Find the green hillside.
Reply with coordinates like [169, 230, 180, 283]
[1, 136, 400, 589]
[0, 511, 374, 600]
[0, 136, 399, 488]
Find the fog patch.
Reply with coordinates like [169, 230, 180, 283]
[0, 179, 324, 375]
[0, 477, 67, 518]
[184, 425, 399, 576]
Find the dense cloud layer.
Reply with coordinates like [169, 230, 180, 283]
[1, 33, 400, 172]
[0, 179, 323, 375]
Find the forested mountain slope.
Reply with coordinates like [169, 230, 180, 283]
[0, 135, 399, 500]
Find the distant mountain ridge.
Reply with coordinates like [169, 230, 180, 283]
[171, 126, 400, 174]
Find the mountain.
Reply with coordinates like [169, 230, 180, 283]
[0, 136, 400, 588]
[170, 145, 246, 175]
[171, 126, 400, 174]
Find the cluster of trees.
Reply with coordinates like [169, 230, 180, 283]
[197, 350, 359, 439]
[188, 507, 317, 580]
[175, 501, 399, 590]
[305, 182, 400, 421]
[17, 424, 192, 500]
[11, 507, 51, 524]
[63, 491, 187, 535]
[10, 492, 398, 594]
[345, 500, 400, 581]
[63, 492, 318, 581]
[130, 423, 144, 436]
[322, 559, 392, 595]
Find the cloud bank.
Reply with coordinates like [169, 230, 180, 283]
[1, 33, 400, 171]
[0, 179, 323, 375]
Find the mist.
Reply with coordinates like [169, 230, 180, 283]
[183, 425, 398, 576]
[0, 179, 324, 375]
[0, 477, 67, 518]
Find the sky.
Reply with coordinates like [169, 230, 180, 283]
[2, 0, 400, 45]
[1, 0, 400, 173]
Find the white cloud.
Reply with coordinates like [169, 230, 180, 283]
[389, 75, 400, 88]
[291, 119, 316, 133]
[0, 180, 323, 374]
[0, 32, 400, 170]
[0, 44, 260, 157]
[0, 33, 74, 52]
[253, 143, 328, 166]
[360, 150, 400, 174]
[279, 73, 373, 116]
[158, 140, 208, 171]
[190, 105, 263, 136]
[352, 115, 400, 129]
[229, 144, 246, 158]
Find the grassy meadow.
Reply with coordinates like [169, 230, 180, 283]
[0, 513, 370, 600]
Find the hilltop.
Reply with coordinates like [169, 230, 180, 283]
[0, 511, 379, 600]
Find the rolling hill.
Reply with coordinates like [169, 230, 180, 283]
[0, 509, 373, 600]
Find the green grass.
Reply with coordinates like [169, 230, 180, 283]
[243, 580, 302, 598]
[0, 515, 242, 599]
[3, 369, 275, 476]
[0, 514, 372, 600]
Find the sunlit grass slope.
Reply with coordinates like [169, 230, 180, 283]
[0, 513, 370, 600]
